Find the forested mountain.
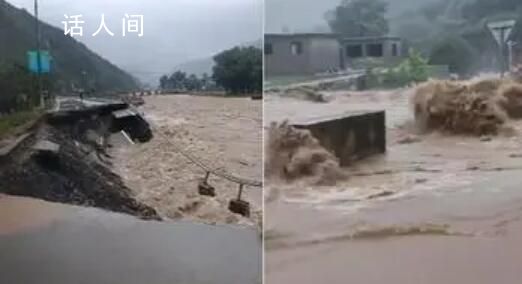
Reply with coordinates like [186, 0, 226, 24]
[0, 0, 138, 93]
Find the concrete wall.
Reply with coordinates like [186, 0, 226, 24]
[265, 36, 341, 76]
[292, 111, 386, 167]
[309, 38, 343, 73]
[265, 36, 311, 76]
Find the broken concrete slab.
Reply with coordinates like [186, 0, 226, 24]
[32, 140, 60, 154]
[112, 108, 139, 119]
[292, 110, 386, 166]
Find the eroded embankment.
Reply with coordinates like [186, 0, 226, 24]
[0, 113, 160, 220]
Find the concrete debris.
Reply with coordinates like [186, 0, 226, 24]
[397, 134, 422, 144]
[367, 191, 394, 200]
[32, 140, 60, 153]
[0, 118, 160, 220]
[284, 87, 330, 103]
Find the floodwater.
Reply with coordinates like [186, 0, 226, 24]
[0, 194, 261, 284]
[264, 88, 522, 283]
[111, 95, 262, 228]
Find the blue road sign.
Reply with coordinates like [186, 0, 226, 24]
[27, 51, 51, 73]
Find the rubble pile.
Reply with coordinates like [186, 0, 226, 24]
[284, 87, 330, 103]
[0, 119, 160, 220]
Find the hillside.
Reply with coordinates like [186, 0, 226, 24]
[0, 0, 138, 93]
[391, 0, 522, 74]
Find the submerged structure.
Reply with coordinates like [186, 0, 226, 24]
[292, 110, 386, 166]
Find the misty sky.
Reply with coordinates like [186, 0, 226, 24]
[8, 0, 262, 84]
[265, 0, 439, 34]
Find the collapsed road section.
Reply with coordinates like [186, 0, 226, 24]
[0, 97, 160, 220]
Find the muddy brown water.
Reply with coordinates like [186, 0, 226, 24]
[111, 95, 262, 228]
[265, 89, 522, 283]
[0, 195, 261, 284]
[266, 177, 522, 284]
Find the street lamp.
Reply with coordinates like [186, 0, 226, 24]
[80, 70, 87, 101]
[34, 0, 43, 107]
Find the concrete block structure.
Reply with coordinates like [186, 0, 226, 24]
[292, 111, 386, 167]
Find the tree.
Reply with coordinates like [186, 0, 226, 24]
[159, 75, 168, 90]
[185, 74, 202, 91]
[168, 71, 187, 90]
[429, 36, 478, 75]
[158, 71, 215, 92]
[367, 50, 429, 89]
[326, 0, 389, 37]
[0, 63, 52, 113]
[212, 46, 262, 94]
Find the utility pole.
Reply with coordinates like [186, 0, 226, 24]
[34, 0, 43, 108]
[499, 27, 508, 77]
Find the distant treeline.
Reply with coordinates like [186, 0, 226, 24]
[160, 46, 262, 95]
[159, 72, 216, 92]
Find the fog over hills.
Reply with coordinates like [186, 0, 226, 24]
[0, 0, 138, 92]
[265, 0, 440, 33]
[172, 39, 262, 77]
[8, 0, 263, 86]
